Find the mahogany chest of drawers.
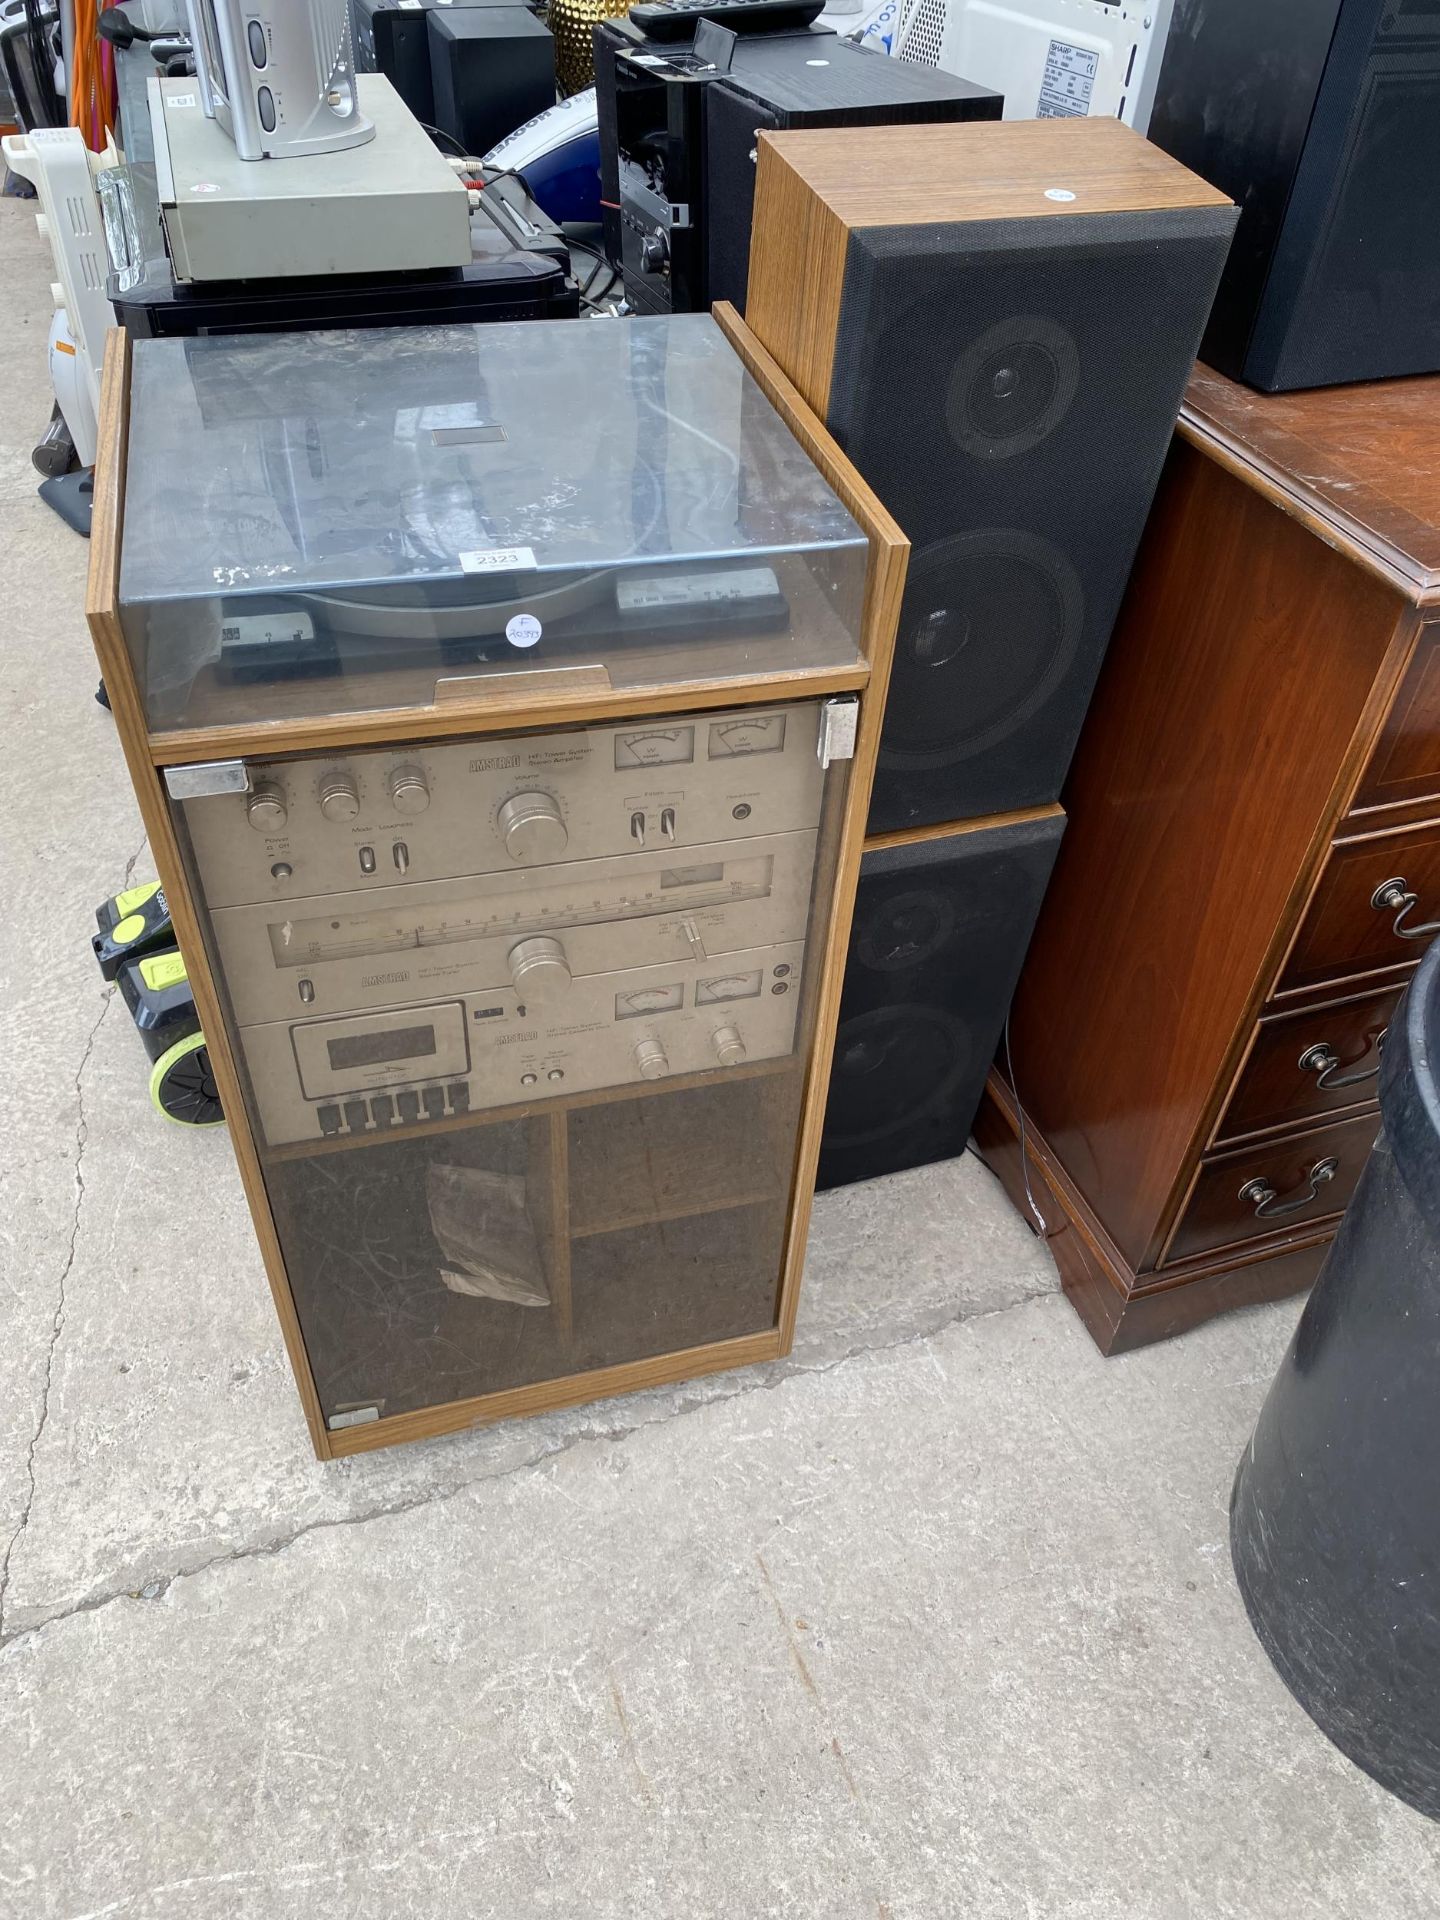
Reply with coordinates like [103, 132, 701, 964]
[977, 364, 1440, 1352]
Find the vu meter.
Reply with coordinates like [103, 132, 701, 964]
[614, 727, 695, 769]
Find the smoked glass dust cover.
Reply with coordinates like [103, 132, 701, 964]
[118, 314, 868, 732]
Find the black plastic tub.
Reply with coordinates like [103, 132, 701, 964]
[1231, 936, 1440, 1819]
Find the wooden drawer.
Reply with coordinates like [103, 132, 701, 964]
[1215, 984, 1401, 1144]
[1165, 1111, 1378, 1267]
[1277, 815, 1440, 996]
[1355, 616, 1440, 814]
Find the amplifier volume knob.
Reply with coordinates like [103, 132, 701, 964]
[247, 781, 287, 832]
[318, 771, 360, 822]
[498, 791, 568, 862]
[633, 1036, 669, 1081]
[508, 935, 571, 1006]
[711, 1024, 746, 1067]
[389, 764, 430, 815]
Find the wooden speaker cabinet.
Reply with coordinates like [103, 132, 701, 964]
[86, 309, 905, 1456]
[978, 363, 1440, 1353]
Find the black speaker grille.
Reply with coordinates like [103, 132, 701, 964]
[883, 530, 1083, 769]
[826, 209, 1236, 830]
[1253, 14, 1440, 388]
[817, 812, 1065, 1190]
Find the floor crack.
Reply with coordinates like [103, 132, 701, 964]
[0, 1280, 1057, 1653]
[0, 983, 117, 1640]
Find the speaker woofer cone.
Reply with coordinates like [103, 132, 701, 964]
[881, 528, 1084, 771]
[946, 313, 1080, 461]
[854, 887, 957, 973]
[823, 1005, 972, 1149]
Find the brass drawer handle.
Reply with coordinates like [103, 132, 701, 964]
[1298, 1030, 1387, 1090]
[1238, 1156, 1340, 1220]
[1372, 876, 1440, 941]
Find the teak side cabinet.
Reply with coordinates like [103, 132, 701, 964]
[979, 363, 1440, 1353]
[86, 308, 908, 1457]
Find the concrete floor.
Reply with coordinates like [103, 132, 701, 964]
[2, 193, 1438, 1917]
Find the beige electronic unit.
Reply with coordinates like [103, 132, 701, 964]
[146, 71, 471, 281]
[90, 311, 906, 1456]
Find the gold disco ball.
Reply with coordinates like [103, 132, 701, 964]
[549, 0, 633, 96]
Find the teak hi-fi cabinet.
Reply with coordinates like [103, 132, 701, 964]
[978, 362, 1440, 1352]
[86, 309, 905, 1457]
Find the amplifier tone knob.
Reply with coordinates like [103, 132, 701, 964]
[389, 764, 430, 815]
[247, 781, 287, 832]
[498, 791, 568, 862]
[508, 935, 571, 1006]
[711, 1024, 746, 1067]
[633, 1036, 669, 1080]
[318, 771, 360, 822]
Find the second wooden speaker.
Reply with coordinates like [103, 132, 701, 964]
[817, 809, 1064, 1191]
[746, 120, 1237, 834]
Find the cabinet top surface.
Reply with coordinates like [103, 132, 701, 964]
[758, 118, 1233, 227]
[1183, 363, 1440, 595]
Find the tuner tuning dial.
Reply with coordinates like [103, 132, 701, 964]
[389, 764, 430, 816]
[318, 771, 360, 822]
[633, 1036, 669, 1081]
[247, 781, 287, 833]
[498, 791, 568, 863]
[508, 935, 571, 1007]
[711, 1024, 746, 1067]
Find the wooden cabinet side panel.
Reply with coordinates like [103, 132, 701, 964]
[1006, 443, 1403, 1268]
[744, 142, 849, 423]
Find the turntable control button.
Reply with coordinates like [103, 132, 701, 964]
[318, 1104, 341, 1136]
[247, 19, 267, 66]
[449, 1083, 470, 1113]
[370, 1094, 395, 1128]
[398, 1091, 421, 1124]
[423, 1087, 446, 1120]
[343, 1100, 368, 1134]
[257, 85, 277, 134]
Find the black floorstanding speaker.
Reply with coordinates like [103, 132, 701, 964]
[745, 120, 1237, 834]
[817, 809, 1065, 1191]
[1148, 0, 1440, 392]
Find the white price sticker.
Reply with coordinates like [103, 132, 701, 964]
[459, 546, 538, 574]
[505, 615, 542, 648]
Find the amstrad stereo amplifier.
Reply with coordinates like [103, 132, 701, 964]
[93, 313, 898, 1457]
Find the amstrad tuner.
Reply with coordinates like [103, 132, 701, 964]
[96, 314, 892, 1455]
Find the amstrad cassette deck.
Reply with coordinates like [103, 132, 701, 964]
[100, 312, 895, 1453]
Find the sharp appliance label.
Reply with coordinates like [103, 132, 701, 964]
[1037, 40, 1098, 118]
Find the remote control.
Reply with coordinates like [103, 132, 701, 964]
[627, 0, 827, 40]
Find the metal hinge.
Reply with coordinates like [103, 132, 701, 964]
[164, 759, 251, 801]
[327, 1404, 381, 1432]
[817, 697, 859, 769]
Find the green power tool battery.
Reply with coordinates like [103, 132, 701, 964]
[92, 880, 173, 981]
[117, 949, 224, 1128]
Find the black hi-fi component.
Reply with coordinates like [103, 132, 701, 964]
[817, 811, 1063, 1191]
[598, 22, 999, 318]
[746, 119, 1237, 832]
[1148, 0, 1440, 392]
